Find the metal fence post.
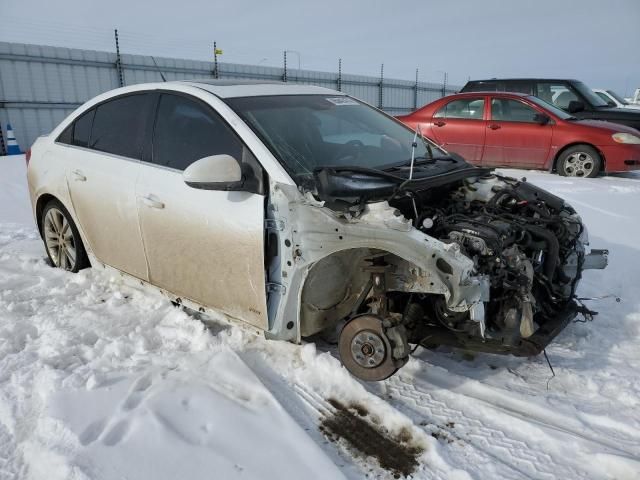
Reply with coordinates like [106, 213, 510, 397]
[282, 51, 287, 82]
[378, 63, 384, 109]
[337, 58, 342, 92]
[213, 41, 219, 79]
[441, 71, 447, 97]
[114, 29, 125, 87]
[413, 68, 419, 110]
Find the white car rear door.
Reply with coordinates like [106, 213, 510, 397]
[64, 93, 152, 281]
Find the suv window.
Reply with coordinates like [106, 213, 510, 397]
[89, 94, 149, 159]
[434, 98, 485, 119]
[491, 99, 539, 122]
[463, 81, 498, 92]
[152, 94, 243, 171]
[462, 81, 533, 95]
[536, 82, 579, 110]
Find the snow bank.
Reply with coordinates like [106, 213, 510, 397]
[0, 155, 32, 225]
[2, 155, 640, 479]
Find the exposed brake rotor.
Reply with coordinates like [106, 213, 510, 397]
[338, 314, 400, 381]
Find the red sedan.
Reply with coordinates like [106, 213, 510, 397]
[397, 92, 640, 177]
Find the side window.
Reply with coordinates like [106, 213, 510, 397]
[537, 82, 578, 110]
[152, 94, 243, 171]
[90, 94, 149, 159]
[56, 108, 95, 147]
[73, 109, 95, 148]
[491, 99, 539, 122]
[434, 98, 485, 119]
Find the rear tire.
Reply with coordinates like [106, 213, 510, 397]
[557, 145, 602, 178]
[41, 200, 89, 273]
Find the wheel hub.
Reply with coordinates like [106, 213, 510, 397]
[351, 330, 386, 368]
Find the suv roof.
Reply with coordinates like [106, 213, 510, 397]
[447, 91, 530, 97]
[178, 79, 341, 98]
[465, 78, 580, 83]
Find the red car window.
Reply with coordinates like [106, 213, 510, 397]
[434, 98, 485, 119]
[490, 99, 539, 122]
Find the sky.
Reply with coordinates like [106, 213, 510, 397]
[1, 0, 639, 95]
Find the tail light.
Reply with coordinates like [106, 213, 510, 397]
[25, 148, 32, 166]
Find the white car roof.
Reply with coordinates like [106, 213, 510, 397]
[179, 79, 343, 98]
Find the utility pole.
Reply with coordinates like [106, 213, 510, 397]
[337, 58, 342, 92]
[114, 29, 125, 87]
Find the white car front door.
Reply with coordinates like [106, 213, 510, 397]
[135, 93, 268, 328]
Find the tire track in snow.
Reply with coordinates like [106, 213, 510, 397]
[378, 375, 588, 480]
[405, 363, 640, 458]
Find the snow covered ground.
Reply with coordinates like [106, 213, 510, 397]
[1, 154, 639, 479]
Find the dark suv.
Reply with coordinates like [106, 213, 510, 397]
[461, 79, 640, 131]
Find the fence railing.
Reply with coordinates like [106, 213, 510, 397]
[0, 41, 460, 152]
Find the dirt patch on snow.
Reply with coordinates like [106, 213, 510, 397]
[320, 398, 423, 478]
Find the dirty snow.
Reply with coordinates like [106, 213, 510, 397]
[1, 155, 639, 479]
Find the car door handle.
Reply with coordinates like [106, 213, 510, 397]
[71, 169, 86, 181]
[488, 124, 501, 130]
[141, 194, 165, 209]
[433, 121, 446, 127]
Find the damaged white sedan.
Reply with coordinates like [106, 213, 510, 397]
[27, 80, 608, 381]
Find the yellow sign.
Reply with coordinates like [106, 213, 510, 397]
[214, 48, 223, 55]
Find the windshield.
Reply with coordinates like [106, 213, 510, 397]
[225, 95, 448, 182]
[572, 81, 609, 107]
[607, 89, 629, 105]
[526, 96, 574, 119]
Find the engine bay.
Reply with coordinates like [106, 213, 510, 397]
[397, 175, 591, 347]
[305, 168, 608, 380]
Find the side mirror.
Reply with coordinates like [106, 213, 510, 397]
[607, 100, 616, 108]
[533, 113, 551, 125]
[183, 154, 243, 190]
[567, 100, 585, 113]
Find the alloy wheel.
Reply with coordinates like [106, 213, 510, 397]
[43, 207, 77, 271]
[564, 152, 595, 177]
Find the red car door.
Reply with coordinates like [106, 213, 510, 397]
[482, 97, 553, 168]
[430, 97, 487, 164]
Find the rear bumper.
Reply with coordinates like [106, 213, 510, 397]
[599, 144, 640, 171]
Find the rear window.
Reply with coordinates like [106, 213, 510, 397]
[89, 94, 149, 159]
